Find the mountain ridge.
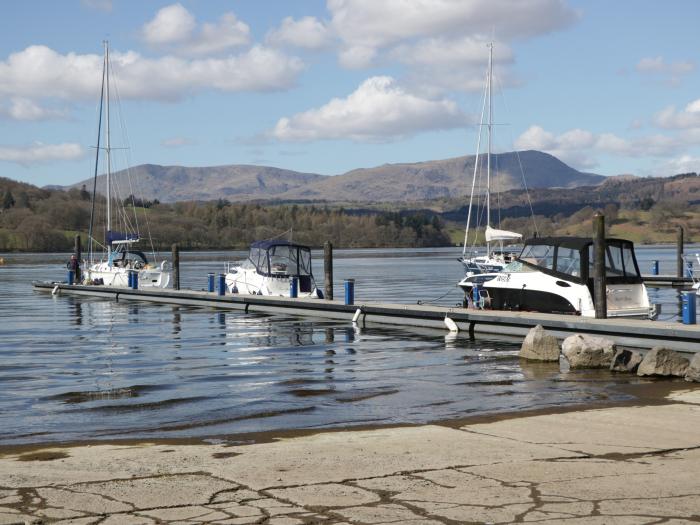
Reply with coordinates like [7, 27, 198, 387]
[59, 150, 605, 203]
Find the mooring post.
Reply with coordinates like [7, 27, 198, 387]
[593, 212, 607, 319]
[74, 234, 82, 282]
[172, 243, 180, 290]
[324, 241, 333, 300]
[677, 226, 684, 279]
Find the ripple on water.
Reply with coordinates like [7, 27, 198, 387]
[1, 248, 687, 445]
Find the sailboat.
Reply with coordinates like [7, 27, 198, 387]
[459, 43, 522, 276]
[83, 41, 171, 289]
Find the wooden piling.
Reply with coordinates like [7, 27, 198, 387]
[172, 243, 180, 290]
[677, 226, 684, 279]
[324, 241, 333, 300]
[593, 213, 607, 319]
[74, 234, 82, 282]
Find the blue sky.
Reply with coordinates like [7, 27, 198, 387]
[2, 0, 700, 187]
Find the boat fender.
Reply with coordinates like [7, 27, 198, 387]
[160, 260, 167, 270]
[352, 307, 363, 323]
[317, 289, 324, 299]
[232, 285, 239, 294]
[51, 285, 60, 295]
[444, 316, 459, 333]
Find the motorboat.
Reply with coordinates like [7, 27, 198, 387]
[458, 43, 525, 275]
[82, 41, 171, 289]
[225, 240, 321, 297]
[459, 236, 657, 319]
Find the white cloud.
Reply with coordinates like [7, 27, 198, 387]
[653, 99, 700, 130]
[161, 136, 195, 147]
[338, 45, 377, 69]
[271, 76, 468, 142]
[1, 98, 67, 121]
[328, 0, 578, 68]
[0, 45, 304, 102]
[391, 36, 513, 67]
[266, 16, 333, 50]
[657, 154, 700, 175]
[0, 142, 85, 165]
[515, 125, 684, 170]
[143, 3, 196, 45]
[142, 3, 250, 55]
[636, 56, 695, 86]
[636, 56, 695, 75]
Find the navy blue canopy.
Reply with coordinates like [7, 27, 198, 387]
[250, 240, 310, 251]
[107, 230, 139, 244]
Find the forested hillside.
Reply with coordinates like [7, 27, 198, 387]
[0, 179, 449, 252]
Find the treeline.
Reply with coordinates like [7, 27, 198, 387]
[0, 181, 450, 252]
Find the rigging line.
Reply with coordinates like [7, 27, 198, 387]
[88, 47, 107, 266]
[112, 64, 160, 262]
[495, 73, 540, 237]
[463, 65, 489, 256]
[108, 61, 140, 241]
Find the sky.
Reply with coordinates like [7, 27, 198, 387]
[1, 0, 700, 187]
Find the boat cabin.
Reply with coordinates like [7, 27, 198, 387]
[248, 240, 315, 292]
[516, 236, 643, 285]
[110, 249, 149, 269]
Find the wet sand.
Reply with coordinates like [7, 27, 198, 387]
[1, 384, 699, 524]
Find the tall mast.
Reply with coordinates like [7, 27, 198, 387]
[105, 40, 112, 248]
[486, 42, 493, 254]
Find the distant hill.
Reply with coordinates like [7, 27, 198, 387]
[59, 150, 605, 203]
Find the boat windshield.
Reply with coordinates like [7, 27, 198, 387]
[519, 244, 555, 270]
[251, 244, 313, 276]
[502, 260, 536, 273]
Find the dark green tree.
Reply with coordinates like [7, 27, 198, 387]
[2, 190, 15, 210]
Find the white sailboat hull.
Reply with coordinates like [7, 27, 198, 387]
[86, 262, 171, 289]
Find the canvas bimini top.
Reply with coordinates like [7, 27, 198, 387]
[247, 241, 313, 277]
[515, 236, 643, 285]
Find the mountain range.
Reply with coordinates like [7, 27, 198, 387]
[58, 150, 605, 203]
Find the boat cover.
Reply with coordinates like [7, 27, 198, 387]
[485, 226, 522, 243]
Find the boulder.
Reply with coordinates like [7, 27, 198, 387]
[637, 347, 689, 377]
[684, 354, 700, 382]
[518, 325, 560, 362]
[610, 348, 643, 373]
[561, 333, 615, 369]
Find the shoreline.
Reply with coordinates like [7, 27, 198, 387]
[0, 380, 688, 457]
[1, 384, 698, 524]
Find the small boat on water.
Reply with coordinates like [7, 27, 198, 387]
[225, 240, 321, 297]
[82, 41, 171, 289]
[459, 236, 657, 319]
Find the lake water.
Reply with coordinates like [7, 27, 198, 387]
[0, 246, 696, 446]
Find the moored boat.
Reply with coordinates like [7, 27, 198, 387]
[82, 41, 171, 289]
[459, 236, 657, 319]
[225, 240, 321, 297]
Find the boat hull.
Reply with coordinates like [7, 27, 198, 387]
[225, 268, 319, 298]
[459, 271, 655, 319]
[86, 263, 171, 289]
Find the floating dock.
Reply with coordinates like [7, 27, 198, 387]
[34, 281, 700, 353]
[641, 275, 695, 287]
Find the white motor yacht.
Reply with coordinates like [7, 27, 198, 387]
[459, 236, 657, 319]
[225, 240, 321, 298]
